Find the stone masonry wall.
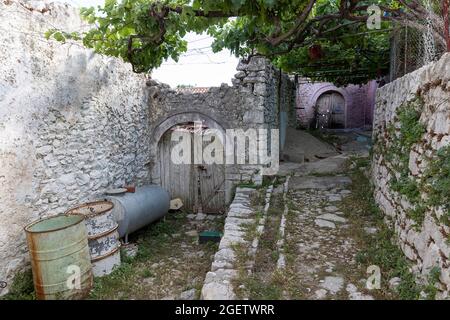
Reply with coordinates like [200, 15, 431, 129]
[146, 56, 296, 201]
[372, 53, 450, 298]
[0, 1, 296, 294]
[0, 0, 150, 293]
[296, 80, 377, 129]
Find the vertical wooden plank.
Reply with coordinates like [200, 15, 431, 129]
[200, 129, 225, 213]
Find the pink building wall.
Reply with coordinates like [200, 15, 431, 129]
[296, 80, 378, 129]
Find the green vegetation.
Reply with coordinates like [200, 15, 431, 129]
[375, 96, 450, 229]
[422, 146, 450, 226]
[90, 212, 220, 299]
[1, 270, 35, 300]
[43, 0, 434, 84]
[342, 156, 440, 300]
[376, 97, 426, 226]
[233, 191, 285, 299]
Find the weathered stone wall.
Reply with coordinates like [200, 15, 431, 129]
[146, 56, 296, 201]
[0, 0, 150, 293]
[0, 1, 296, 295]
[372, 53, 450, 298]
[296, 80, 377, 129]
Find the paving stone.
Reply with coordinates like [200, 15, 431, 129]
[290, 176, 352, 190]
[348, 292, 374, 300]
[328, 195, 342, 202]
[364, 227, 378, 234]
[320, 276, 344, 294]
[389, 277, 401, 290]
[314, 289, 328, 299]
[314, 219, 336, 229]
[180, 288, 197, 300]
[317, 213, 347, 223]
[185, 230, 198, 237]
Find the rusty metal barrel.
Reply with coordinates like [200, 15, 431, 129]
[66, 200, 121, 277]
[24, 215, 93, 300]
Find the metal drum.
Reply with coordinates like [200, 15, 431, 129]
[106, 185, 170, 241]
[24, 215, 93, 300]
[66, 201, 121, 277]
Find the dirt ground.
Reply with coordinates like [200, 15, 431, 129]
[88, 212, 225, 300]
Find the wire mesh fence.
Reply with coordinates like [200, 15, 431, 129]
[389, 25, 446, 80]
[390, 25, 447, 81]
[389, 0, 448, 81]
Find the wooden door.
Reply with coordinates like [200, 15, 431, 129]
[159, 130, 196, 211]
[329, 92, 345, 128]
[159, 125, 225, 214]
[316, 94, 332, 128]
[316, 92, 345, 128]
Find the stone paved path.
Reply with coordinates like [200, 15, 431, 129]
[201, 133, 383, 300]
[285, 182, 374, 300]
[273, 139, 381, 300]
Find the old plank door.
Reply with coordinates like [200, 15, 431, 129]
[159, 125, 225, 213]
[316, 92, 345, 128]
[329, 92, 345, 128]
[159, 129, 196, 211]
[197, 129, 225, 213]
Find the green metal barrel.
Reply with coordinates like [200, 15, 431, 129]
[24, 215, 93, 300]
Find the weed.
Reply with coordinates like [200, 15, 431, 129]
[1, 269, 35, 300]
[342, 157, 438, 300]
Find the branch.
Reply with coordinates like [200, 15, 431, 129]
[167, 6, 238, 18]
[265, 0, 317, 46]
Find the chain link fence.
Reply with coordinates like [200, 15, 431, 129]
[389, 1, 448, 81]
[390, 25, 446, 81]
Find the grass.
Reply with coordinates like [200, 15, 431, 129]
[340, 156, 439, 300]
[3, 212, 223, 300]
[1, 269, 35, 300]
[89, 212, 221, 300]
[233, 192, 286, 300]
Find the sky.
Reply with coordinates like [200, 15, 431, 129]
[53, 0, 240, 87]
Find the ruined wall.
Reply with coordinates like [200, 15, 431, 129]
[0, 1, 296, 295]
[296, 80, 377, 129]
[146, 56, 296, 199]
[0, 1, 150, 293]
[372, 53, 450, 298]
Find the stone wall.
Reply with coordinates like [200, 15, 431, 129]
[0, 0, 150, 293]
[146, 56, 296, 202]
[372, 53, 450, 298]
[0, 1, 296, 293]
[296, 80, 377, 129]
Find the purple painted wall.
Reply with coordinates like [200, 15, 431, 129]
[296, 80, 378, 129]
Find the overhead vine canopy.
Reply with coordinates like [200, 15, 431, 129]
[46, 0, 450, 85]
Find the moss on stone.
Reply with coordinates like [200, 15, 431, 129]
[375, 95, 450, 229]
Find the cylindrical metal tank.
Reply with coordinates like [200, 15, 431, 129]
[105, 185, 170, 240]
[24, 215, 93, 300]
[66, 201, 121, 277]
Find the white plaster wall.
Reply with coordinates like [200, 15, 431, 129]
[0, 0, 149, 293]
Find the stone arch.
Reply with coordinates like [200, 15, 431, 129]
[150, 112, 230, 210]
[152, 111, 227, 145]
[308, 84, 351, 128]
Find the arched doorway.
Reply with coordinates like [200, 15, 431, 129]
[157, 120, 226, 214]
[314, 91, 346, 129]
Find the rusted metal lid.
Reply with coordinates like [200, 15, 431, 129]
[24, 214, 85, 234]
[105, 188, 127, 195]
[66, 200, 114, 218]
